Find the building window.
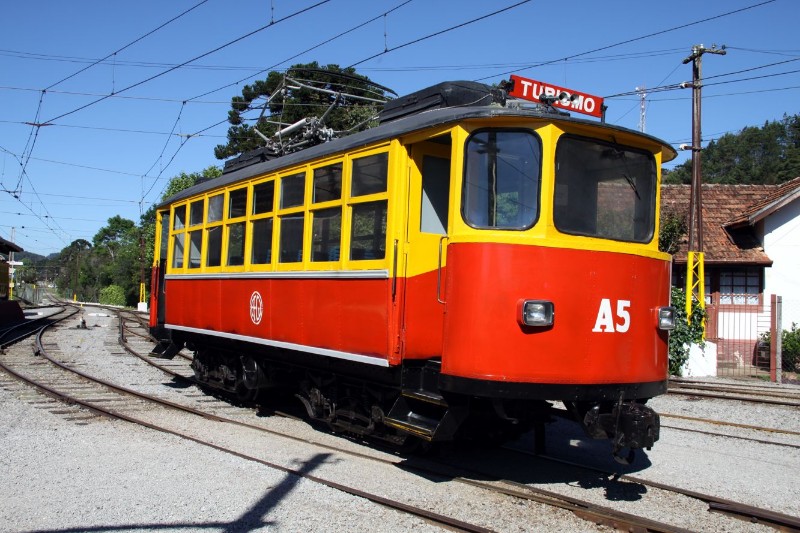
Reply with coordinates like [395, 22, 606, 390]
[719, 267, 760, 305]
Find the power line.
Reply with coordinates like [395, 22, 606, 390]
[45, 0, 211, 90]
[42, 1, 332, 124]
[348, 0, 532, 68]
[475, 0, 777, 82]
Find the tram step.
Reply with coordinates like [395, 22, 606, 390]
[149, 340, 181, 360]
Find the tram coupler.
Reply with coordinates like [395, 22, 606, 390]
[581, 400, 660, 462]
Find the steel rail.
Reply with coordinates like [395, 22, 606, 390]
[669, 378, 800, 399]
[1, 312, 495, 533]
[114, 317, 701, 533]
[506, 450, 800, 532]
[667, 388, 800, 407]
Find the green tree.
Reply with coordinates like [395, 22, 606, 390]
[55, 239, 92, 301]
[99, 284, 126, 306]
[664, 113, 800, 185]
[214, 62, 386, 160]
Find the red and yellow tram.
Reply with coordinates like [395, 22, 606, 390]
[149, 80, 677, 459]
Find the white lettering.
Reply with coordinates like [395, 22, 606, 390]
[519, 79, 533, 98]
[583, 97, 596, 114]
[593, 298, 631, 333]
[592, 299, 615, 332]
[616, 300, 631, 333]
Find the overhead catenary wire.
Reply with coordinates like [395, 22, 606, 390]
[474, 0, 778, 82]
[42, 1, 332, 125]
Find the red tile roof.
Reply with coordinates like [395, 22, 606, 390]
[660, 182, 795, 265]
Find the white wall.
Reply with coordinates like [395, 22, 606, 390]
[763, 196, 800, 327]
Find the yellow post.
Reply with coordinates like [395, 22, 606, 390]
[139, 282, 146, 304]
[685, 251, 706, 337]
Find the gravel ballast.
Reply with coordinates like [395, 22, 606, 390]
[1, 306, 799, 532]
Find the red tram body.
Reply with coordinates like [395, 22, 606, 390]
[150, 81, 677, 459]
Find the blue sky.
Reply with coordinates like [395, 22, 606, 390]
[1, 0, 798, 256]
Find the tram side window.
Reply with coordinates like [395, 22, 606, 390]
[251, 219, 273, 265]
[172, 233, 185, 269]
[554, 136, 655, 243]
[279, 215, 304, 263]
[208, 194, 224, 223]
[172, 205, 186, 269]
[173, 205, 186, 230]
[313, 163, 342, 203]
[251, 180, 275, 266]
[350, 201, 387, 260]
[253, 181, 275, 214]
[225, 187, 247, 267]
[281, 173, 305, 208]
[227, 223, 245, 266]
[463, 130, 541, 230]
[189, 200, 204, 226]
[229, 188, 247, 218]
[206, 195, 224, 267]
[312, 207, 341, 262]
[349, 152, 388, 261]
[188, 230, 202, 268]
[206, 226, 222, 267]
[352, 153, 388, 196]
[158, 211, 170, 262]
[420, 156, 450, 235]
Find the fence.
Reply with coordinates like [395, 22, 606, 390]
[710, 295, 798, 382]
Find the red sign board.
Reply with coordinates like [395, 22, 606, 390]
[508, 74, 604, 118]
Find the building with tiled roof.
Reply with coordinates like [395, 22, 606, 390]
[661, 178, 800, 370]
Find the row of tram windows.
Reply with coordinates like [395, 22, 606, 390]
[162, 151, 389, 272]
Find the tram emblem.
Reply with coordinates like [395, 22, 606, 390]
[249, 291, 264, 325]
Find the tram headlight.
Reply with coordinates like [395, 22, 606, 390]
[518, 300, 554, 327]
[658, 307, 676, 330]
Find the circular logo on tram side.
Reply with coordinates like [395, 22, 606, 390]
[249, 291, 264, 325]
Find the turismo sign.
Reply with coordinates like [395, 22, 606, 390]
[508, 74, 604, 118]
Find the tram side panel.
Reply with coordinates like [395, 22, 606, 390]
[162, 275, 395, 362]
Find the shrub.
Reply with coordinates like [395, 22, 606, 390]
[99, 284, 126, 306]
[761, 323, 800, 372]
[668, 287, 706, 376]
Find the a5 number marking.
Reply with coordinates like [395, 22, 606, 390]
[592, 298, 630, 333]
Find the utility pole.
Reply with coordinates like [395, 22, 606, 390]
[682, 44, 726, 329]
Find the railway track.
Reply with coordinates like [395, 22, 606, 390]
[113, 308, 800, 533]
[668, 378, 800, 407]
[1, 306, 500, 533]
[4, 304, 797, 532]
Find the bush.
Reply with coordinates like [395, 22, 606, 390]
[668, 287, 706, 376]
[99, 284, 126, 306]
[761, 323, 800, 372]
